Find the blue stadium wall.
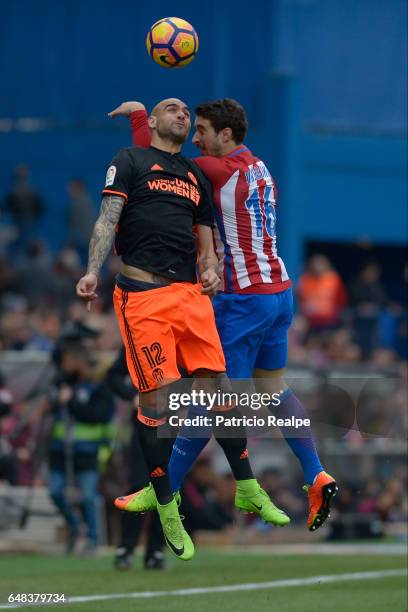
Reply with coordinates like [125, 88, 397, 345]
[0, 0, 406, 277]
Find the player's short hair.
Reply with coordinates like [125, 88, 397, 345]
[195, 98, 248, 144]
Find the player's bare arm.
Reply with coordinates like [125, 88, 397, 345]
[108, 101, 146, 118]
[196, 224, 220, 296]
[88, 195, 125, 275]
[76, 194, 125, 303]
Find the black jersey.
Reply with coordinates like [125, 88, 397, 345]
[101, 145, 214, 283]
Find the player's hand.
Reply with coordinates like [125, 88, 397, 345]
[108, 101, 146, 118]
[76, 272, 98, 310]
[201, 268, 221, 297]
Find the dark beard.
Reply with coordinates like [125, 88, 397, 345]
[169, 132, 186, 144]
[157, 125, 187, 144]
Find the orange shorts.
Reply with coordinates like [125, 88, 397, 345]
[113, 282, 226, 393]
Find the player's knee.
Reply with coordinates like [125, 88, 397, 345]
[193, 368, 218, 378]
[254, 367, 287, 395]
[192, 370, 232, 395]
[215, 372, 233, 394]
[139, 388, 168, 415]
[254, 366, 286, 379]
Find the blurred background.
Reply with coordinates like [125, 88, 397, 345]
[0, 0, 406, 560]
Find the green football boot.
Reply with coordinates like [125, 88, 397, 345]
[115, 483, 181, 512]
[157, 498, 195, 561]
[235, 479, 291, 526]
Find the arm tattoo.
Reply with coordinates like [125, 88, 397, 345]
[87, 195, 125, 276]
[198, 254, 219, 274]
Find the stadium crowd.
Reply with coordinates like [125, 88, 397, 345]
[0, 166, 406, 549]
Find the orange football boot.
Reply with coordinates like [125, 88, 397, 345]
[303, 471, 338, 531]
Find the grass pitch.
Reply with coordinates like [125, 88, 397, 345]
[0, 549, 406, 611]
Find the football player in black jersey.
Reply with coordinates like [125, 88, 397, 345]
[77, 99, 224, 561]
[76, 99, 275, 561]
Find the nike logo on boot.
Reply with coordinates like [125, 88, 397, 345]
[165, 537, 184, 557]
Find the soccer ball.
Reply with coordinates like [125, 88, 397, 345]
[146, 17, 199, 68]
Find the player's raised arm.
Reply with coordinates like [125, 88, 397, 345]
[108, 101, 146, 117]
[108, 101, 151, 148]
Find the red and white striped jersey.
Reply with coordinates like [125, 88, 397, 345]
[195, 146, 291, 294]
[130, 112, 290, 294]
